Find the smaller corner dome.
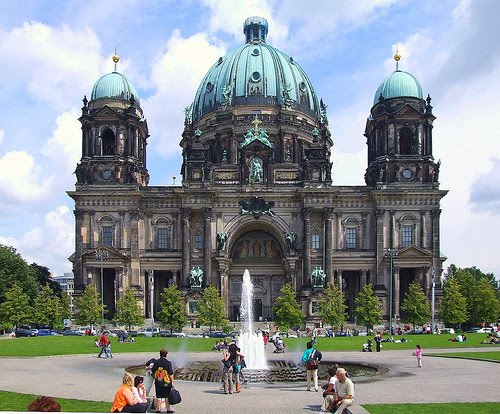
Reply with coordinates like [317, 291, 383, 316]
[373, 70, 423, 105]
[90, 72, 140, 104]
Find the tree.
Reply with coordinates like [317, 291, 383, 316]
[75, 284, 105, 327]
[273, 283, 305, 332]
[354, 284, 382, 330]
[156, 286, 187, 333]
[0, 245, 38, 301]
[469, 278, 500, 325]
[198, 286, 226, 333]
[33, 285, 65, 329]
[0, 284, 32, 330]
[400, 281, 431, 330]
[31, 263, 63, 296]
[318, 283, 347, 330]
[114, 289, 144, 332]
[439, 278, 467, 328]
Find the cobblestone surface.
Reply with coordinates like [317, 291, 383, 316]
[0, 345, 499, 413]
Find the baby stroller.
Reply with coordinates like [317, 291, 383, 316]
[362, 339, 373, 352]
[273, 338, 286, 353]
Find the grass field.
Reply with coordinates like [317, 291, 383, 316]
[0, 333, 496, 356]
[429, 351, 500, 362]
[363, 402, 500, 414]
[0, 390, 110, 412]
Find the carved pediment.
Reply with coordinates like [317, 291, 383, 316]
[82, 247, 128, 264]
[93, 105, 120, 118]
[397, 245, 432, 259]
[394, 104, 421, 117]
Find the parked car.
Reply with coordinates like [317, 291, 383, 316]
[62, 329, 85, 336]
[138, 327, 160, 337]
[332, 331, 349, 337]
[37, 329, 59, 336]
[30, 329, 39, 336]
[14, 328, 35, 337]
[101, 329, 118, 337]
[208, 331, 226, 338]
[476, 327, 493, 334]
[127, 330, 138, 337]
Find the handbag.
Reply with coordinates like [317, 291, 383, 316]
[307, 350, 319, 370]
[222, 358, 232, 369]
[168, 386, 181, 405]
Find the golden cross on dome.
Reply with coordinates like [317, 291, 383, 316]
[251, 115, 262, 130]
[112, 47, 120, 72]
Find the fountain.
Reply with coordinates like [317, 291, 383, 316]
[237, 269, 268, 369]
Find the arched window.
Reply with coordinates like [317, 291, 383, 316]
[399, 127, 414, 155]
[399, 215, 417, 247]
[101, 128, 116, 155]
[343, 217, 360, 249]
[194, 231, 203, 250]
[154, 218, 172, 250]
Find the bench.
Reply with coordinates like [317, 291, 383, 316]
[346, 406, 371, 414]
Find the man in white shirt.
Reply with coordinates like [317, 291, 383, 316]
[332, 368, 354, 414]
[320, 367, 338, 412]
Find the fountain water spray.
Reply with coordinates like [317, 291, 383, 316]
[238, 269, 268, 369]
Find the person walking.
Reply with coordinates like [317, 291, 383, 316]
[152, 348, 175, 413]
[374, 332, 382, 352]
[413, 344, 423, 368]
[97, 331, 109, 358]
[301, 341, 322, 392]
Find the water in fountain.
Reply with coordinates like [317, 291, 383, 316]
[238, 269, 268, 369]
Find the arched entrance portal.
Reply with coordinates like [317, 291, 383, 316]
[228, 230, 285, 322]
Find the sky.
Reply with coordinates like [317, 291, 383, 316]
[0, 0, 499, 278]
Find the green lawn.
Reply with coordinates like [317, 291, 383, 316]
[363, 402, 500, 414]
[0, 333, 496, 357]
[429, 351, 500, 362]
[0, 390, 110, 412]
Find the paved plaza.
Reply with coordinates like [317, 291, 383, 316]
[0, 345, 499, 413]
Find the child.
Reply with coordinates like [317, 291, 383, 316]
[413, 344, 422, 367]
[105, 340, 113, 359]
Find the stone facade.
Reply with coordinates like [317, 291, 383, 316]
[68, 21, 446, 328]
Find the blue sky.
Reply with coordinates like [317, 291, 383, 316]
[0, 0, 499, 278]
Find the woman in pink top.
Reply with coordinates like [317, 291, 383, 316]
[414, 345, 423, 367]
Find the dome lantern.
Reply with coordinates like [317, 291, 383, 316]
[244, 16, 268, 43]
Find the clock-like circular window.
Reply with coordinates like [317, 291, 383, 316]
[101, 169, 112, 180]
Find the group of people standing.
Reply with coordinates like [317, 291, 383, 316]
[221, 341, 246, 394]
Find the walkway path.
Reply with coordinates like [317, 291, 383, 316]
[0, 347, 499, 413]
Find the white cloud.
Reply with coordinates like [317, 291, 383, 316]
[0, 21, 103, 111]
[0, 129, 4, 145]
[41, 109, 82, 179]
[0, 205, 74, 274]
[0, 150, 54, 205]
[142, 30, 227, 158]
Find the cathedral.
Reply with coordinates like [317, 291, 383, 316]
[68, 17, 447, 327]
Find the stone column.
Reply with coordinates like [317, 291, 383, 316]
[74, 210, 84, 291]
[118, 211, 124, 249]
[181, 208, 192, 287]
[431, 210, 442, 275]
[219, 262, 230, 315]
[89, 210, 95, 248]
[375, 209, 385, 286]
[323, 208, 333, 283]
[394, 267, 400, 320]
[130, 209, 140, 287]
[361, 212, 368, 250]
[361, 269, 368, 289]
[302, 208, 312, 287]
[390, 210, 396, 248]
[336, 269, 343, 292]
[203, 208, 212, 286]
[332, 210, 338, 251]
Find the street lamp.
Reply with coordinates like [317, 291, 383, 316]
[149, 270, 154, 333]
[95, 248, 109, 325]
[384, 248, 398, 336]
[431, 267, 436, 334]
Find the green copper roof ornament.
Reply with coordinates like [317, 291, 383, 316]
[239, 116, 273, 148]
[194, 127, 202, 138]
[281, 82, 295, 108]
[311, 127, 319, 138]
[220, 83, 233, 110]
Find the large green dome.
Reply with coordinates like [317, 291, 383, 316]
[192, 17, 320, 121]
[373, 69, 423, 105]
[91, 71, 140, 103]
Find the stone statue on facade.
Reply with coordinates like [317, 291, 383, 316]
[189, 266, 203, 288]
[220, 84, 233, 110]
[184, 104, 192, 125]
[216, 232, 228, 251]
[286, 231, 297, 250]
[251, 157, 263, 183]
[312, 266, 326, 288]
